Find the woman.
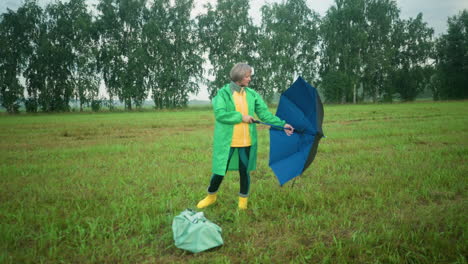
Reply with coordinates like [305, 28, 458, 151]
[197, 63, 294, 210]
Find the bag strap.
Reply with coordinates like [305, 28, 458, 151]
[180, 209, 206, 223]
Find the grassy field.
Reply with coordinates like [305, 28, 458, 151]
[0, 101, 467, 263]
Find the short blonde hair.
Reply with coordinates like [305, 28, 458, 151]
[230, 63, 252, 82]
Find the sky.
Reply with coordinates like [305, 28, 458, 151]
[1, 0, 467, 100]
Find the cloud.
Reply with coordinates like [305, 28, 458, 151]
[396, 0, 468, 35]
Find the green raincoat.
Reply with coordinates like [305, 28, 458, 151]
[211, 84, 286, 176]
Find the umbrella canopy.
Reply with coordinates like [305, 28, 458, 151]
[268, 77, 324, 186]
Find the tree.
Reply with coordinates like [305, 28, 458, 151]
[0, 0, 42, 113]
[320, 70, 350, 102]
[67, 0, 99, 111]
[37, 1, 75, 111]
[361, 0, 399, 102]
[257, 0, 320, 102]
[23, 13, 47, 113]
[145, 0, 203, 108]
[198, 0, 257, 99]
[96, 0, 147, 110]
[392, 13, 434, 101]
[0, 10, 23, 113]
[319, 0, 367, 103]
[320, 0, 433, 103]
[433, 10, 468, 100]
[26, 0, 97, 112]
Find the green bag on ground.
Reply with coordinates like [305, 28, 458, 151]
[172, 209, 223, 253]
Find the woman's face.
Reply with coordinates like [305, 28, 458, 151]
[237, 71, 252, 87]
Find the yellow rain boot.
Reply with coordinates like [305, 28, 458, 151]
[238, 197, 248, 210]
[197, 193, 217, 209]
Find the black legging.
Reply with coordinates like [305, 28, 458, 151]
[208, 147, 251, 197]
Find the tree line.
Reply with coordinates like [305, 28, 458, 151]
[0, 0, 466, 113]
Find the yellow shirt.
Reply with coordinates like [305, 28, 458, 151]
[231, 89, 251, 147]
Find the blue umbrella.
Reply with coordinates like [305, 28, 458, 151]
[256, 77, 324, 186]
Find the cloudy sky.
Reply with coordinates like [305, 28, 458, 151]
[1, 0, 466, 100]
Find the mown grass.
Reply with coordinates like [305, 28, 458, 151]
[0, 101, 467, 263]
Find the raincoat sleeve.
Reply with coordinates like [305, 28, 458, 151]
[212, 93, 243, 125]
[253, 91, 286, 127]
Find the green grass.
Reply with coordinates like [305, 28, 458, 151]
[0, 101, 467, 263]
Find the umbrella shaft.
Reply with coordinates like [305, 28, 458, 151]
[254, 120, 290, 130]
[254, 120, 322, 136]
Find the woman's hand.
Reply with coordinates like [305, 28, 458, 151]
[242, 115, 254, 123]
[284, 124, 294, 136]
